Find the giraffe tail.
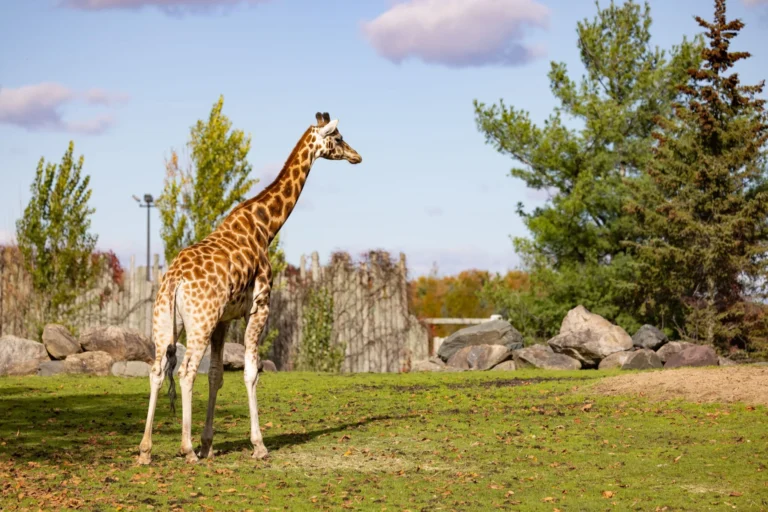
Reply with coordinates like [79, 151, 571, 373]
[164, 279, 181, 414]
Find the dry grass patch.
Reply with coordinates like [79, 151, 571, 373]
[591, 366, 768, 405]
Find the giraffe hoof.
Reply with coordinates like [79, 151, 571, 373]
[251, 444, 269, 460]
[198, 445, 214, 460]
[185, 451, 200, 464]
[137, 453, 152, 465]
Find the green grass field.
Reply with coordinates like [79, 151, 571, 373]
[1, 369, 766, 511]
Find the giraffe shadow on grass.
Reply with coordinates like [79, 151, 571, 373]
[0, 384, 415, 463]
[213, 414, 416, 456]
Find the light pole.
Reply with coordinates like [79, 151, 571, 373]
[133, 194, 156, 281]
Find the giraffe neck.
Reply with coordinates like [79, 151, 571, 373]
[239, 128, 317, 243]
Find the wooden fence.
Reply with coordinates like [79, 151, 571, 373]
[0, 247, 428, 373]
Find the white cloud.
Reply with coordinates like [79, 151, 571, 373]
[84, 88, 131, 106]
[60, 0, 270, 15]
[0, 83, 128, 135]
[362, 0, 550, 68]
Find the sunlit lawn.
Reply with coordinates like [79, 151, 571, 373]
[1, 369, 766, 511]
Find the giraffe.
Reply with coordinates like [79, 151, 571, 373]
[138, 112, 362, 464]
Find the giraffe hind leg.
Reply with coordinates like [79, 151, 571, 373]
[138, 300, 176, 465]
[198, 321, 227, 459]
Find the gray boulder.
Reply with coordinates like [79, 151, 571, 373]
[64, 351, 115, 376]
[111, 361, 151, 378]
[38, 361, 68, 377]
[79, 325, 153, 363]
[447, 344, 513, 370]
[4, 359, 43, 376]
[513, 344, 582, 370]
[42, 324, 81, 360]
[38, 351, 115, 376]
[437, 320, 523, 362]
[598, 351, 633, 370]
[664, 345, 718, 369]
[718, 356, 738, 367]
[223, 342, 245, 370]
[656, 341, 696, 363]
[0, 335, 50, 376]
[491, 360, 517, 371]
[622, 349, 663, 370]
[632, 325, 668, 350]
[548, 306, 633, 368]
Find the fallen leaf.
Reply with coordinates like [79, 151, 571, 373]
[582, 404, 593, 412]
[602, 491, 614, 499]
[729, 492, 743, 497]
[674, 455, 682, 463]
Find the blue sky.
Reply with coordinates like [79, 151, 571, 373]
[1, 0, 767, 277]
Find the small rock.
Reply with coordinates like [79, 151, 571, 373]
[223, 343, 245, 370]
[621, 349, 662, 370]
[718, 356, 738, 367]
[111, 361, 151, 378]
[598, 351, 633, 370]
[447, 344, 512, 371]
[513, 344, 582, 370]
[656, 341, 696, 363]
[260, 360, 277, 372]
[428, 355, 446, 367]
[664, 345, 719, 369]
[437, 320, 523, 362]
[411, 360, 445, 372]
[42, 324, 81, 360]
[0, 335, 50, 376]
[632, 325, 668, 351]
[491, 360, 517, 371]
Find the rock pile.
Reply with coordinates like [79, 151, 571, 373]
[0, 324, 277, 377]
[411, 306, 737, 373]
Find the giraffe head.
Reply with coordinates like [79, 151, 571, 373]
[311, 112, 362, 165]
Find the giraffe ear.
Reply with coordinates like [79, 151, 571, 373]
[318, 119, 338, 137]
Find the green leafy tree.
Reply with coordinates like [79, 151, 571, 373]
[296, 287, 345, 373]
[158, 95, 287, 349]
[628, 0, 768, 352]
[158, 94, 255, 264]
[15, 141, 99, 327]
[473, 0, 702, 338]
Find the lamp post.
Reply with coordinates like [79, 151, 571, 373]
[132, 194, 156, 281]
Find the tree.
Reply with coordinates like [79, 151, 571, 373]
[409, 269, 528, 337]
[158, 95, 255, 264]
[15, 141, 99, 327]
[628, 0, 768, 352]
[473, 0, 702, 337]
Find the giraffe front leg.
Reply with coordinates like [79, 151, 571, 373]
[244, 288, 270, 460]
[198, 322, 227, 459]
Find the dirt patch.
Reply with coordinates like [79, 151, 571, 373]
[591, 366, 768, 406]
